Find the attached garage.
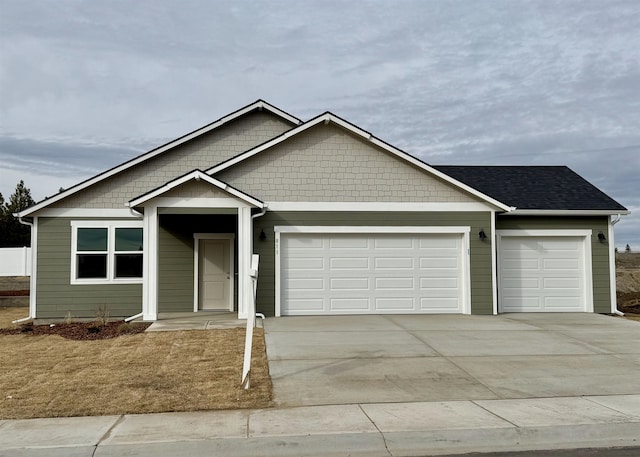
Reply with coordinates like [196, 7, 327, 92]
[275, 227, 471, 316]
[497, 230, 593, 313]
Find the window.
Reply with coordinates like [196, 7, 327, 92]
[71, 221, 143, 284]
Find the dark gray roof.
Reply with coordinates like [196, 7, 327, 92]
[433, 165, 627, 211]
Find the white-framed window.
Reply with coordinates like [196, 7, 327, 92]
[70, 220, 143, 284]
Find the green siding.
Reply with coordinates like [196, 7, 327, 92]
[35, 217, 142, 319]
[496, 216, 611, 313]
[253, 211, 493, 316]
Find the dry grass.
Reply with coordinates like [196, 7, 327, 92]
[0, 319, 272, 419]
[0, 307, 29, 328]
[622, 313, 640, 322]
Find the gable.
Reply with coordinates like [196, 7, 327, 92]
[215, 123, 480, 203]
[48, 111, 292, 210]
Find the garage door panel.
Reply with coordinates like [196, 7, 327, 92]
[499, 235, 587, 312]
[375, 297, 414, 310]
[286, 257, 324, 269]
[419, 257, 458, 269]
[420, 277, 458, 289]
[329, 237, 369, 249]
[281, 232, 465, 315]
[330, 277, 369, 290]
[330, 298, 369, 310]
[330, 257, 369, 269]
[375, 277, 414, 290]
[375, 257, 414, 269]
[374, 237, 413, 249]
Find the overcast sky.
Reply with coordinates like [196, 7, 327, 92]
[1, 0, 638, 248]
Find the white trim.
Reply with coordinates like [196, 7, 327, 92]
[495, 229, 594, 313]
[490, 211, 498, 315]
[237, 207, 253, 319]
[266, 202, 495, 212]
[207, 113, 512, 212]
[143, 207, 158, 320]
[18, 100, 297, 217]
[29, 217, 38, 319]
[275, 225, 471, 234]
[607, 216, 617, 313]
[497, 229, 591, 237]
[128, 170, 264, 209]
[274, 225, 472, 317]
[69, 220, 144, 285]
[505, 210, 630, 216]
[193, 233, 235, 312]
[34, 208, 141, 218]
[140, 197, 255, 209]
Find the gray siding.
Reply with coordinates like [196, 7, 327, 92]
[35, 217, 142, 319]
[50, 111, 293, 209]
[496, 216, 611, 313]
[217, 124, 479, 203]
[253, 211, 493, 316]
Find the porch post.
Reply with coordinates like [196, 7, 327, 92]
[237, 206, 253, 319]
[143, 205, 159, 320]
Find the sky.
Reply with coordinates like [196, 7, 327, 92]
[1, 0, 638, 249]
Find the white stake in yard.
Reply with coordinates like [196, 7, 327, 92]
[241, 254, 259, 389]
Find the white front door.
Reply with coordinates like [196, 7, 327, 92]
[199, 238, 232, 310]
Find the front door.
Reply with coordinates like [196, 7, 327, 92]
[199, 238, 233, 310]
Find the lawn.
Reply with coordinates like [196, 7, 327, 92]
[0, 308, 272, 419]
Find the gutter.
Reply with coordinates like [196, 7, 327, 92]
[12, 215, 35, 323]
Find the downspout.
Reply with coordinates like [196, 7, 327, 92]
[12, 215, 34, 324]
[610, 214, 624, 316]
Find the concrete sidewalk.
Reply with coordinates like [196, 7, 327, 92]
[1, 394, 639, 456]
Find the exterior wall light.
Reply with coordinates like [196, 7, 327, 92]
[479, 229, 487, 241]
[598, 232, 606, 242]
[259, 229, 267, 241]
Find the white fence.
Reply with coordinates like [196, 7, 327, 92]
[0, 247, 32, 276]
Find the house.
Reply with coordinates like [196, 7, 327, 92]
[16, 100, 629, 321]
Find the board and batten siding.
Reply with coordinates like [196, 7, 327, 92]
[496, 216, 611, 313]
[253, 211, 493, 316]
[35, 217, 142, 319]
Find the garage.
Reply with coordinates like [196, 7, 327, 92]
[275, 227, 470, 315]
[497, 231, 592, 312]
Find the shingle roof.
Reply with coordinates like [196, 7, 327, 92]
[433, 165, 627, 211]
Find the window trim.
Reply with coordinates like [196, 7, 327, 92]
[70, 220, 143, 285]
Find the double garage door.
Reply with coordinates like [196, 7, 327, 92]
[279, 230, 468, 315]
[498, 234, 590, 312]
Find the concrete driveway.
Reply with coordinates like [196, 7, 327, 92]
[263, 313, 640, 407]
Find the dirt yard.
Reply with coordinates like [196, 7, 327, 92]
[616, 253, 640, 320]
[0, 308, 272, 419]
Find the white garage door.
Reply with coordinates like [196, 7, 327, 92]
[498, 236, 588, 312]
[279, 232, 467, 315]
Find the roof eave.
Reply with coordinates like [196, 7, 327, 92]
[503, 209, 630, 216]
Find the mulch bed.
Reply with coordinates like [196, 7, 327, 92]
[0, 321, 151, 340]
[0, 290, 29, 296]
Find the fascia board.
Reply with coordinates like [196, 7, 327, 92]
[18, 100, 296, 217]
[504, 209, 631, 216]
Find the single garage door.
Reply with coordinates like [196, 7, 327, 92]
[279, 231, 467, 315]
[498, 235, 588, 312]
